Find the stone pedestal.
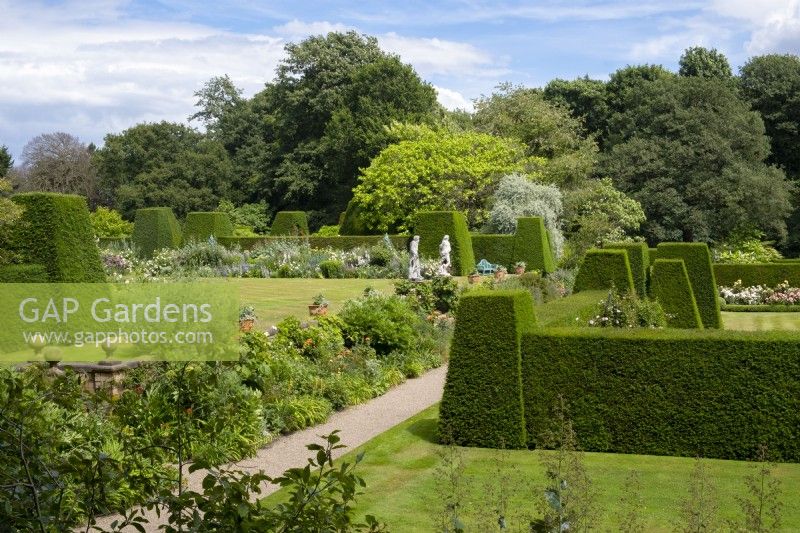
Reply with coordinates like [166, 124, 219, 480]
[59, 361, 140, 397]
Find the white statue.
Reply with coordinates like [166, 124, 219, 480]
[408, 235, 422, 280]
[438, 235, 451, 276]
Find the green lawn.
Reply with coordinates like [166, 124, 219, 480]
[232, 278, 398, 328]
[722, 311, 800, 331]
[263, 405, 800, 531]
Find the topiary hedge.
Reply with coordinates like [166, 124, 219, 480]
[513, 217, 555, 273]
[439, 290, 536, 448]
[339, 200, 382, 236]
[270, 211, 309, 236]
[522, 327, 800, 460]
[183, 212, 234, 242]
[413, 211, 475, 276]
[605, 242, 649, 296]
[0, 264, 49, 283]
[471, 234, 514, 268]
[657, 243, 721, 329]
[131, 207, 182, 258]
[713, 263, 800, 288]
[217, 235, 410, 251]
[573, 249, 635, 293]
[10, 193, 105, 282]
[650, 259, 703, 329]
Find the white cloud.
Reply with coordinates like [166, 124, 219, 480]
[379, 33, 505, 78]
[272, 19, 352, 38]
[434, 86, 474, 111]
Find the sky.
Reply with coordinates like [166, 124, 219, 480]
[1, 0, 799, 160]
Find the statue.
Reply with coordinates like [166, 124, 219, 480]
[408, 235, 422, 281]
[438, 235, 451, 276]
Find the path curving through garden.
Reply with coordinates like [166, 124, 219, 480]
[89, 364, 448, 532]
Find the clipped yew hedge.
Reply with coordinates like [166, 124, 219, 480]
[573, 249, 635, 293]
[657, 242, 721, 329]
[713, 263, 800, 288]
[650, 259, 703, 329]
[0, 264, 49, 283]
[132, 207, 182, 258]
[439, 290, 536, 448]
[183, 212, 234, 242]
[605, 242, 649, 296]
[217, 235, 410, 251]
[413, 211, 475, 276]
[513, 217, 555, 273]
[471, 234, 514, 268]
[11, 193, 105, 282]
[522, 328, 800, 460]
[271, 211, 309, 236]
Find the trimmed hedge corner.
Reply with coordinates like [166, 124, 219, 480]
[513, 217, 555, 273]
[339, 201, 381, 236]
[605, 242, 649, 296]
[270, 211, 309, 236]
[0, 264, 49, 283]
[522, 328, 800, 460]
[713, 263, 800, 288]
[573, 249, 635, 293]
[183, 212, 234, 242]
[11, 193, 105, 282]
[132, 207, 182, 258]
[439, 290, 536, 448]
[413, 211, 475, 276]
[651, 259, 703, 329]
[657, 242, 721, 329]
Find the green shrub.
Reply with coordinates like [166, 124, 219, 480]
[89, 207, 133, 238]
[0, 263, 48, 283]
[587, 288, 667, 328]
[265, 396, 333, 433]
[605, 242, 649, 296]
[649, 247, 658, 259]
[573, 249, 634, 293]
[714, 263, 800, 287]
[657, 242, 721, 329]
[512, 217, 556, 273]
[338, 292, 419, 356]
[131, 207, 182, 258]
[413, 211, 475, 276]
[270, 211, 309, 236]
[522, 328, 800, 460]
[315, 225, 340, 236]
[395, 276, 461, 314]
[439, 290, 536, 449]
[472, 234, 514, 268]
[650, 259, 703, 329]
[10, 193, 105, 282]
[319, 260, 345, 279]
[183, 212, 235, 242]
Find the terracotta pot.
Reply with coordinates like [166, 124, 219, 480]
[468, 274, 481, 284]
[239, 319, 254, 332]
[309, 305, 329, 316]
[515, 266, 525, 275]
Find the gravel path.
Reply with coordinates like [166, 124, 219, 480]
[89, 364, 447, 531]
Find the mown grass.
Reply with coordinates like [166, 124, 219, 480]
[263, 405, 800, 531]
[722, 311, 800, 331]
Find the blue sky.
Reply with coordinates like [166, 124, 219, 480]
[1, 0, 799, 159]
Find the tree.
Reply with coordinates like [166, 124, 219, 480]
[0, 145, 12, 177]
[483, 173, 565, 258]
[543, 76, 609, 143]
[351, 125, 529, 232]
[601, 76, 792, 244]
[473, 84, 597, 187]
[189, 75, 244, 136]
[221, 32, 438, 227]
[561, 178, 645, 268]
[679, 46, 733, 79]
[605, 64, 674, 147]
[94, 122, 235, 218]
[19, 132, 97, 201]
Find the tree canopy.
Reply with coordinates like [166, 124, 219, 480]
[601, 75, 793, 244]
[678, 46, 733, 79]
